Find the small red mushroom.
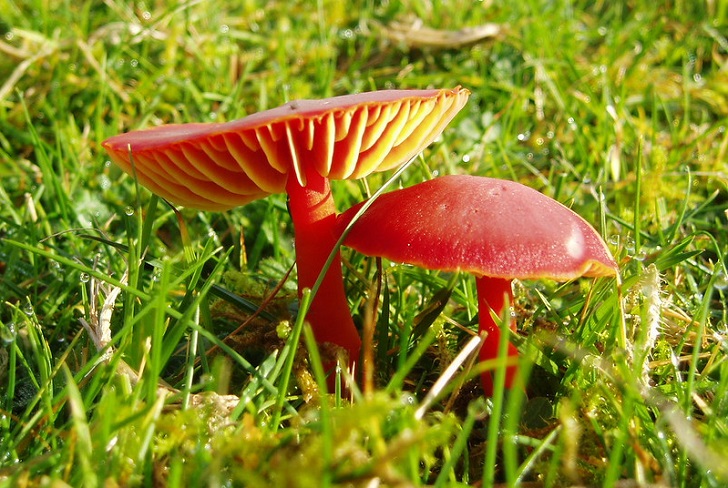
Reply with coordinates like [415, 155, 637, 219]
[102, 88, 470, 376]
[335, 175, 618, 395]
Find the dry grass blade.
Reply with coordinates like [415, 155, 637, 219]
[0, 34, 58, 102]
[415, 334, 482, 420]
[370, 18, 502, 48]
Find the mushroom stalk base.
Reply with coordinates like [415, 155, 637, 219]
[286, 172, 362, 379]
[476, 276, 519, 396]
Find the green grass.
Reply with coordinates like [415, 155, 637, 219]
[1, 0, 727, 486]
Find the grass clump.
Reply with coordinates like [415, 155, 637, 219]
[1, 0, 727, 486]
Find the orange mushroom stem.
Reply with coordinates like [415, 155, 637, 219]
[285, 167, 361, 371]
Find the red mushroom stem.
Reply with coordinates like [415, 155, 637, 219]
[475, 276, 519, 396]
[285, 167, 361, 374]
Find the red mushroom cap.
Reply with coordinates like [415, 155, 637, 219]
[102, 87, 470, 210]
[336, 175, 617, 280]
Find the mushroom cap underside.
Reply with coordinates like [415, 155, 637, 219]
[336, 175, 618, 281]
[102, 87, 470, 211]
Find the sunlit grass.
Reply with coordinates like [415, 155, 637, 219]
[1, 0, 727, 486]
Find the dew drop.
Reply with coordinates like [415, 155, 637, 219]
[624, 237, 636, 252]
[98, 174, 111, 190]
[715, 271, 728, 291]
[22, 303, 34, 316]
[608, 235, 620, 246]
[80, 272, 90, 283]
[0, 323, 16, 345]
[400, 393, 416, 406]
[124, 206, 135, 216]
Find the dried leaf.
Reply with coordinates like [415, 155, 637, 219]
[371, 18, 502, 49]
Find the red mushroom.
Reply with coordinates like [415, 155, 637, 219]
[335, 175, 618, 395]
[102, 87, 470, 375]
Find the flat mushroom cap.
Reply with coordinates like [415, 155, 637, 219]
[336, 175, 617, 280]
[102, 87, 470, 211]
